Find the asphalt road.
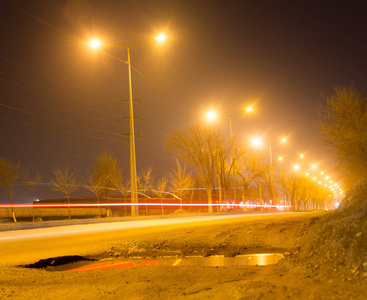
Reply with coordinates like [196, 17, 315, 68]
[0, 212, 307, 267]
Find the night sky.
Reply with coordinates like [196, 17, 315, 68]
[1, 0, 367, 202]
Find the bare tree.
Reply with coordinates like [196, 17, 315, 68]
[169, 159, 194, 210]
[215, 140, 235, 201]
[110, 172, 130, 216]
[278, 171, 301, 210]
[167, 124, 225, 213]
[155, 175, 169, 215]
[317, 86, 367, 186]
[137, 167, 154, 215]
[93, 151, 120, 199]
[50, 166, 79, 220]
[20, 169, 42, 221]
[0, 157, 20, 222]
[84, 173, 107, 218]
[237, 149, 264, 201]
[260, 162, 279, 202]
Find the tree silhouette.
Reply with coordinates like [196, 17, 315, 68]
[0, 157, 20, 222]
[51, 166, 79, 220]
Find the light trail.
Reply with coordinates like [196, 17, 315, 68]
[0, 202, 293, 209]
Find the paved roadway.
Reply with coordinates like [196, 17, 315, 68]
[0, 212, 307, 267]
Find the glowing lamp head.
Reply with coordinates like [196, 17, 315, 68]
[251, 137, 262, 147]
[281, 137, 287, 143]
[90, 39, 102, 48]
[156, 34, 166, 41]
[246, 106, 253, 112]
[300, 154, 304, 158]
[294, 164, 300, 170]
[206, 110, 216, 122]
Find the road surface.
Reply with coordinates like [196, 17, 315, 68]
[0, 212, 307, 267]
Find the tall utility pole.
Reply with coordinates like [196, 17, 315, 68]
[127, 47, 138, 216]
[89, 34, 166, 217]
[227, 107, 252, 202]
[229, 116, 237, 202]
[269, 143, 274, 202]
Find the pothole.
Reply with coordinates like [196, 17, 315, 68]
[22, 253, 284, 272]
[22, 255, 95, 270]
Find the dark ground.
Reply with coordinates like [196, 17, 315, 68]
[1, 211, 366, 299]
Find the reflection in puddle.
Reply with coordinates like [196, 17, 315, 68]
[58, 253, 284, 272]
[178, 254, 284, 267]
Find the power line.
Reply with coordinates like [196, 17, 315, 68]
[0, 71, 119, 108]
[0, 116, 122, 142]
[1, 140, 129, 162]
[0, 77, 122, 119]
[1, 0, 79, 42]
[0, 103, 122, 137]
[0, 90, 126, 127]
[1, 141, 96, 160]
[0, 55, 117, 102]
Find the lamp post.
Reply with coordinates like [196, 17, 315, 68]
[227, 107, 252, 202]
[206, 106, 252, 204]
[89, 34, 165, 216]
[269, 138, 286, 203]
[252, 137, 286, 204]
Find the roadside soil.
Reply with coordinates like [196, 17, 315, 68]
[1, 211, 366, 299]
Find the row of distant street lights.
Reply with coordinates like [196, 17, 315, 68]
[88, 34, 166, 216]
[205, 108, 343, 199]
[277, 154, 343, 197]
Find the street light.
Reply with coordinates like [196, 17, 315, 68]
[251, 137, 286, 166]
[205, 106, 253, 202]
[89, 34, 165, 216]
[226, 107, 253, 202]
[90, 39, 102, 48]
[251, 137, 287, 203]
[206, 110, 216, 122]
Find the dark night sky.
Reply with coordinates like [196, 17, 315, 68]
[1, 0, 366, 202]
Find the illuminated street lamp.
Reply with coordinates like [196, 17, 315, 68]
[252, 137, 287, 201]
[206, 110, 216, 122]
[206, 106, 253, 202]
[252, 137, 287, 165]
[89, 34, 165, 216]
[251, 137, 262, 147]
[90, 39, 102, 48]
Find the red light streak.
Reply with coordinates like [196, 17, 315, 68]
[0, 202, 293, 209]
[67, 260, 165, 271]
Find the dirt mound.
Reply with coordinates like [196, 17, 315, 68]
[305, 180, 367, 279]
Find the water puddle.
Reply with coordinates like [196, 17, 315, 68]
[26, 253, 284, 271]
[175, 253, 284, 267]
